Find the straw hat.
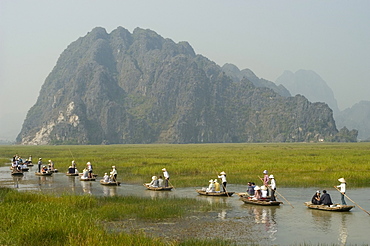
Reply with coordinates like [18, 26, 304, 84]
[48, 160, 51, 162]
[220, 171, 226, 175]
[152, 176, 157, 180]
[261, 185, 267, 190]
[338, 178, 346, 183]
[209, 179, 214, 183]
[162, 168, 166, 171]
[269, 174, 274, 179]
[87, 162, 91, 165]
[263, 170, 268, 174]
[254, 186, 261, 191]
[112, 166, 115, 168]
[214, 179, 218, 183]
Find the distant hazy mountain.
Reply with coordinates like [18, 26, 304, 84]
[276, 70, 340, 114]
[17, 27, 350, 145]
[336, 101, 370, 141]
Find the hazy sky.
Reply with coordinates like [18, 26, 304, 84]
[1, 0, 369, 140]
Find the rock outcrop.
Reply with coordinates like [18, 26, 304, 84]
[17, 27, 341, 144]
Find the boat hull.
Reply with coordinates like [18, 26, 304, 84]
[11, 172, 24, 176]
[304, 202, 354, 212]
[80, 178, 96, 181]
[66, 173, 79, 176]
[241, 197, 282, 206]
[100, 180, 120, 186]
[35, 172, 52, 176]
[143, 184, 173, 191]
[196, 189, 234, 196]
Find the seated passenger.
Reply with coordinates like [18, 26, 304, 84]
[81, 168, 89, 179]
[157, 176, 164, 187]
[103, 173, 110, 182]
[253, 186, 262, 200]
[149, 176, 159, 187]
[214, 179, 220, 192]
[206, 179, 215, 192]
[41, 165, 48, 173]
[319, 190, 333, 206]
[311, 190, 321, 205]
[68, 166, 76, 174]
[261, 185, 268, 198]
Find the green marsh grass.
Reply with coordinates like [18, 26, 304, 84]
[0, 187, 229, 246]
[1, 143, 370, 187]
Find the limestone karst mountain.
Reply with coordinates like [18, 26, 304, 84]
[17, 27, 344, 145]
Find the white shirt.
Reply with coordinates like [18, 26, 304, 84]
[270, 179, 276, 189]
[163, 171, 169, 179]
[337, 183, 346, 193]
[218, 174, 227, 183]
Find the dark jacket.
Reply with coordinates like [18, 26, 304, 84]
[311, 193, 320, 205]
[319, 193, 333, 205]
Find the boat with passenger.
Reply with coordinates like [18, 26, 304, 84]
[304, 202, 354, 212]
[196, 189, 234, 196]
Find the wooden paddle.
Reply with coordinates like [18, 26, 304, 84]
[333, 186, 370, 216]
[168, 179, 176, 190]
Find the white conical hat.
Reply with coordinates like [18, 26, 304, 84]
[338, 178, 346, 183]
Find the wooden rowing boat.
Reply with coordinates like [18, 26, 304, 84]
[66, 173, 79, 176]
[35, 172, 53, 176]
[11, 171, 24, 176]
[196, 189, 234, 196]
[80, 177, 96, 181]
[304, 202, 354, 212]
[100, 180, 121, 186]
[143, 184, 173, 191]
[240, 197, 282, 206]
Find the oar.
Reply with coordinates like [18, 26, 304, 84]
[333, 186, 370, 216]
[258, 176, 294, 208]
[168, 179, 176, 191]
[274, 189, 294, 208]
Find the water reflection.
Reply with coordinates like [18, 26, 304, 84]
[81, 181, 93, 195]
[37, 176, 53, 190]
[68, 176, 77, 192]
[102, 185, 117, 197]
[244, 206, 278, 241]
[310, 209, 333, 232]
[338, 214, 349, 246]
[12, 176, 22, 188]
[146, 190, 171, 199]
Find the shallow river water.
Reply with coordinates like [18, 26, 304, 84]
[1, 165, 369, 245]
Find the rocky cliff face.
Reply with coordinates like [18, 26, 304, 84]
[17, 27, 341, 145]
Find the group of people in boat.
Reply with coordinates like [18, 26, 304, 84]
[146, 168, 170, 188]
[11, 154, 58, 174]
[311, 178, 347, 206]
[201, 171, 227, 193]
[244, 170, 277, 201]
[11, 154, 33, 172]
[37, 158, 57, 173]
[102, 166, 118, 183]
[80, 161, 96, 179]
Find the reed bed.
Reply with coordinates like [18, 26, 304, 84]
[1, 143, 370, 187]
[0, 187, 229, 246]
